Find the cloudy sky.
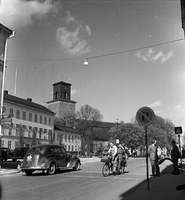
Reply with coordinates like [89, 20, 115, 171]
[0, 0, 185, 134]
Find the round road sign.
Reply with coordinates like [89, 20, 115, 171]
[136, 107, 155, 126]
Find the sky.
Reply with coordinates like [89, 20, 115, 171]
[0, 0, 185, 136]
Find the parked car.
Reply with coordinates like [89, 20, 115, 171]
[12, 147, 29, 162]
[19, 144, 81, 176]
[2, 147, 12, 161]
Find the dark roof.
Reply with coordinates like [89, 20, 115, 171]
[4, 91, 55, 115]
[93, 122, 115, 141]
[53, 81, 71, 86]
[54, 124, 79, 134]
[47, 99, 76, 104]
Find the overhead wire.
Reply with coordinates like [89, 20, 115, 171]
[7, 38, 184, 63]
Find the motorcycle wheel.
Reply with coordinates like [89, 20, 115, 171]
[102, 163, 110, 177]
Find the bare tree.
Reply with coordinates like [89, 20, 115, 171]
[75, 104, 103, 156]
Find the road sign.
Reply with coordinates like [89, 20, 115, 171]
[0, 117, 12, 130]
[175, 126, 182, 134]
[136, 107, 155, 126]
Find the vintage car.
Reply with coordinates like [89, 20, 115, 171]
[19, 144, 81, 176]
[12, 147, 29, 162]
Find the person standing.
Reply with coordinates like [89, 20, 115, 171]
[148, 140, 158, 176]
[171, 140, 180, 175]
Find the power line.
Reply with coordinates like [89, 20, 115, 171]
[7, 38, 184, 62]
[86, 38, 184, 60]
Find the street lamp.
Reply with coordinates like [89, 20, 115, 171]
[115, 118, 120, 141]
[0, 24, 15, 170]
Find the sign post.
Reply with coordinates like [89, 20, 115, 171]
[136, 107, 155, 191]
[175, 126, 183, 171]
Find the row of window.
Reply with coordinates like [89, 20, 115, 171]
[3, 107, 52, 126]
[1, 140, 80, 152]
[56, 132, 80, 143]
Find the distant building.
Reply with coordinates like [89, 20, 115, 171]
[2, 90, 55, 149]
[47, 81, 81, 154]
[54, 124, 81, 155]
[47, 81, 76, 118]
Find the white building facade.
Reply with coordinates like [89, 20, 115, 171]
[2, 91, 55, 150]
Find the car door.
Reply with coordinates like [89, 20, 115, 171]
[57, 147, 67, 167]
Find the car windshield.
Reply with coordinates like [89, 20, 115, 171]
[28, 147, 44, 154]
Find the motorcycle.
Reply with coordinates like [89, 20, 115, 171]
[101, 153, 127, 177]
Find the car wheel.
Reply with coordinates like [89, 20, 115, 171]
[73, 161, 80, 171]
[25, 170, 34, 176]
[47, 162, 56, 175]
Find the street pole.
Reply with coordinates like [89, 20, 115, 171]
[145, 126, 149, 191]
[0, 24, 15, 170]
[178, 134, 182, 172]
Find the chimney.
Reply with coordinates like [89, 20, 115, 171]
[27, 98, 32, 102]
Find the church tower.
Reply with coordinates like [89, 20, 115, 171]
[47, 81, 76, 118]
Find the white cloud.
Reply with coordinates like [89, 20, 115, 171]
[0, 0, 58, 30]
[71, 89, 80, 95]
[175, 105, 182, 109]
[136, 48, 174, 64]
[148, 100, 162, 108]
[56, 11, 91, 56]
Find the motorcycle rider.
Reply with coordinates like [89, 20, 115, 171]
[108, 142, 118, 175]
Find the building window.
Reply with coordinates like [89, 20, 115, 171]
[44, 117, 47, 124]
[44, 129, 47, 139]
[48, 118, 51, 125]
[68, 145, 70, 151]
[8, 141, 11, 149]
[35, 114, 38, 123]
[65, 134, 67, 142]
[39, 128, 42, 139]
[9, 127, 12, 136]
[28, 126, 32, 138]
[3, 106, 6, 113]
[40, 116, 42, 123]
[69, 135, 71, 142]
[16, 124, 20, 136]
[29, 113, 32, 121]
[72, 146, 74, 151]
[15, 141, 19, 148]
[23, 111, 26, 120]
[72, 135, 74, 143]
[16, 110, 20, 119]
[9, 108, 13, 117]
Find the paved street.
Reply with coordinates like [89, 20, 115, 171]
[0, 158, 148, 200]
[0, 157, 185, 200]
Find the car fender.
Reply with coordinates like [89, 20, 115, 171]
[67, 158, 81, 168]
[46, 158, 57, 168]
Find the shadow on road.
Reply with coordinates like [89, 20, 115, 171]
[118, 163, 185, 200]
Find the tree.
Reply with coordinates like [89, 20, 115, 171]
[75, 104, 103, 156]
[31, 127, 37, 146]
[18, 124, 24, 147]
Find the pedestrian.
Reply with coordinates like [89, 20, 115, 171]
[171, 140, 180, 175]
[148, 140, 158, 176]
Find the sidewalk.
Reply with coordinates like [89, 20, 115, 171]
[123, 159, 185, 200]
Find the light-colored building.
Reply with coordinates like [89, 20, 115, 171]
[2, 90, 55, 149]
[54, 125, 81, 155]
[47, 81, 81, 154]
